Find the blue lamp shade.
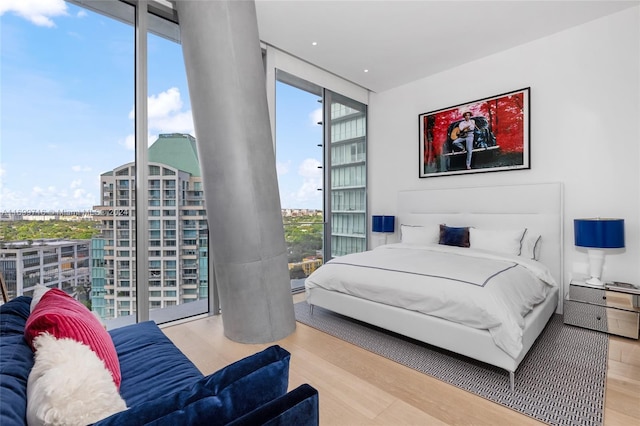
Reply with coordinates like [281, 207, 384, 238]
[372, 215, 395, 233]
[574, 218, 625, 249]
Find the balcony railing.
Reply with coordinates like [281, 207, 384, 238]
[283, 219, 324, 292]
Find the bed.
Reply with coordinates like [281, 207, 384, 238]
[305, 182, 564, 390]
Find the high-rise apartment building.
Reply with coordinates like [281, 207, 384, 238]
[0, 239, 91, 302]
[92, 134, 208, 320]
[328, 98, 367, 257]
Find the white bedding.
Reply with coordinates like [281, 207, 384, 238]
[305, 243, 557, 358]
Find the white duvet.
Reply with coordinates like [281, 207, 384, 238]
[305, 243, 557, 358]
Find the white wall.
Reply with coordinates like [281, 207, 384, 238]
[368, 7, 640, 288]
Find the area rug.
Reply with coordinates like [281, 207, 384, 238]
[294, 302, 608, 426]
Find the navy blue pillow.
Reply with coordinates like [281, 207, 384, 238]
[94, 345, 291, 426]
[439, 224, 470, 247]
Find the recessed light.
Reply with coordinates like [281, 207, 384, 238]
[312, 42, 318, 46]
[364, 69, 369, 73]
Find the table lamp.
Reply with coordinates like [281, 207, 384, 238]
[372, 215, 395, 245]
[574, 218, 625, 287]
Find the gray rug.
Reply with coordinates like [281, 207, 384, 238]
[294, 302, 608, 426]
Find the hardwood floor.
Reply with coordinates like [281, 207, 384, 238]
[162, 294, 640, 425]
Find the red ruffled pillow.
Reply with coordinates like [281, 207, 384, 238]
[24, 288, 121, 388]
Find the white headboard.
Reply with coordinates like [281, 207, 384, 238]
[397, 182, 564, 311]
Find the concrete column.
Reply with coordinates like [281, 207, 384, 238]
[175, 0, 295, 343]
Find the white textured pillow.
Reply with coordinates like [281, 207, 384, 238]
[30, 284, 51, 312]
[27, 333, 127, 426]
[400, 225, 439, 245]
[469, 228, 526, 256]
[520, 231, 542, 260]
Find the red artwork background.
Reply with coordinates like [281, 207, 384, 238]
[423, 91, 525, 165]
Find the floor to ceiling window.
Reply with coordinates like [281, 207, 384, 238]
[275, 73, 324, 292]
[0, 1, 134, 309]
[144, 19, 209, 324]
[275, 71, 368, 275]
[0, 0, 210, 325]
[2, 0, 366, 319]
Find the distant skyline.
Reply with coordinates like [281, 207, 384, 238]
[0, 0, 323, 212]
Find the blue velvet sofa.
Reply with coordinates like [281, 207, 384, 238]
[0, 296, 319, 425]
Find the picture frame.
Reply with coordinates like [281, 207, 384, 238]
[419, 87, 530, 178]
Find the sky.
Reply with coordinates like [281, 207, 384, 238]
[0, 0, 323, 212]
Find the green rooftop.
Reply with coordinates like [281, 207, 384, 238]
[148, 134, 201, 177]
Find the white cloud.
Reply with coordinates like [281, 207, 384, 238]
[309, 108, 322, 127]
[124, 88, 195, 150]
[293, 158, 322, 205]
[148, 87, 183, 120]
[299, 158, 322, 178]
[0, 187, 30, 210]
[278, 158, 323, 209]
[294, 179, 322, 202]
[0, 164, 6, 178]
[121, 134, 135, 151]
[149, 110, 193, 135]
[13, 180, 96, 211]
[0, 0, 67, 28]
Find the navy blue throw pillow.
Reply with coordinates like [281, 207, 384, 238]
[439, 224, 470, 248]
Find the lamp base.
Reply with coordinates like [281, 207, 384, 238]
[586, 249, 605, 288]
[585, 276, 605, 287]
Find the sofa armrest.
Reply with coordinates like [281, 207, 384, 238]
[227, 384, 319, 426]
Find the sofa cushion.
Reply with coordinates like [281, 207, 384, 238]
[95, 345, 291, 426]
[108, 321, 204, 408]
[24, 288, 122, 388]
[0, 297, 34, 424]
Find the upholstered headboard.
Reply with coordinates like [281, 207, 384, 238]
[397, 182, 564, 312]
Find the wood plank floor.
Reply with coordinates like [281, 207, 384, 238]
[162, 294, 640, 425]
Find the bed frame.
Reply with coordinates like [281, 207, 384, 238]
[306, 182, 564, 390]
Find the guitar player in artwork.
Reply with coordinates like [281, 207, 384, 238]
[451, 111, 476, 169]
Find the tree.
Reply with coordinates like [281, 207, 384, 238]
[0, 220, 101, 242]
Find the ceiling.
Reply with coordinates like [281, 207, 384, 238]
[254, 0, 639, 93]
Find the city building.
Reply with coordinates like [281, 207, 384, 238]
[328, 100, 367, 257]
[0, 239, 91, 303]
[92, 134, 209, 320]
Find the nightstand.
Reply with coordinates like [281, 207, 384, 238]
[564, 279, 640, 339]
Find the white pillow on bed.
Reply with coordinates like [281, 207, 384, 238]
[400, 225, 439, 245]
[469, 228, 526, 256]
[520, 230, 542, 260]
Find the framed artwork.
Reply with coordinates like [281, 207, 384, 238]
[419, 87, 530, 178]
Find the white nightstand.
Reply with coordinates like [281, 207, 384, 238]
[564, 278, 640, 339]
